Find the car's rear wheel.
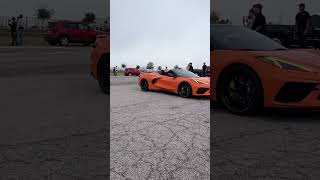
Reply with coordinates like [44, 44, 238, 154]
[178, 83, 192, 98]
[59, 36, 69, 46]
[128, 72, 132, 76]
[218, 65, 263, 115]
[97, 55, 109, 94]
[140, 79, 149, 91]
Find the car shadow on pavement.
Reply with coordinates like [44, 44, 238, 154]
[211, 101, 320, 122]
[147, 90, 210, 100]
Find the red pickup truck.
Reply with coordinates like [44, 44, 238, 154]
[124, 68, 140, 76]
[45, 20, 104, 46]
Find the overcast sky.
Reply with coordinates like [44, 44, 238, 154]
[0, 0, 109, 20]
[212, 0, 320, 25]
[111, 0, 210, 69]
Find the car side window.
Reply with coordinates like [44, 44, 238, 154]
[167, 71, 174, 77]
[66, 23, 78, 30]
[79, 24, 90, 30]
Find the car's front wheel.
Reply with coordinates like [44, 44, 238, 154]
[178, 83, 192, 98]
[140, 79, 149, 91]
[59, 36, 69, 46]
[218, 65, 263, 115]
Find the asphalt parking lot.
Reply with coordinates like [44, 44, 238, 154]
[212, 103, 320, 180]
[110, 76, 210, 180]
[0, 47, 108, 179]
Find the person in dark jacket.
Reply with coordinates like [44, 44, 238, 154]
[202, 63, 207, 76]
[16, 14, 24, 46]
[295, 3, 311, 48]
[188, 63, 194, 72]
[252, 4, 266, 34]
[8, 17, 17, 46]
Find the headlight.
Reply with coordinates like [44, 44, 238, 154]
[192, 79, 208, 84]
[257, 56, 312, 72]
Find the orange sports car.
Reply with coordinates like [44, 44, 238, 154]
[90, 34, 110, 94]
[138, 69, 210, 98]
[211, 24, 320, 114]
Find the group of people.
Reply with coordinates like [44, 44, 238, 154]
[243, 3, 311, 47]
[186, 62, 208, 76]
[243, 3, 266, 34]
[113, 66, 118, 76]
[8, 14, 24, 46]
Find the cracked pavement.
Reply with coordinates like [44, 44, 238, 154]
[212, 103, 320, 180]
[110, 76, 210, 180]
[0, 47, 108, 179]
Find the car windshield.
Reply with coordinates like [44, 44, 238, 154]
[172, 69, 199, 78]
[211, 25, 287, 51]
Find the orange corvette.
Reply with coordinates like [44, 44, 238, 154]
[138, 69, 210, 98]
[90, 34, 110, 94]
[211, 25, 320, 114]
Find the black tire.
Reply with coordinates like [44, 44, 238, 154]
[59, 36, 69, 46]
[140, 79, 149, 91]
[97, 55, 110, 94]
[128, 73, 132, 76]
[178, 83, 192, 98]
[217, 65, 263, 115]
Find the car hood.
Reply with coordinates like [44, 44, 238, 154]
[192, 77, 210, 83]
[253, 49, 320, 72]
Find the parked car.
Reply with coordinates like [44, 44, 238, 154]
[193, 69, 210, 77]
[265, 24, 320, 48]
[45, 20, 105, 46]
[140, 69, 156, 74]
[124, 68, 140, 76]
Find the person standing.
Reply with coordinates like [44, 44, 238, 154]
[114, 66, 118, 76]
[189, 63, 194, 72]
[251, 4, 266, 34]
[8, 17, 17, 46]
[243, 9, 255, 29]
[113, 67, 116, 76]
[295, 3, 311, 48]
[16, 14, 24, 46]
[186, 63, 191, 71]
[202, 62, 207, 76]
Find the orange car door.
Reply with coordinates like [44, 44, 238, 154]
[155, 75, 176, 92]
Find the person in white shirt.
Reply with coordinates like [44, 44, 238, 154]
[16, 14, 24, 46]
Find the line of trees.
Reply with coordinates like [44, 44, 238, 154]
[35, 8, 54, 30]
[210, 11, 230, 24]
[34, 8, 98, 30]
